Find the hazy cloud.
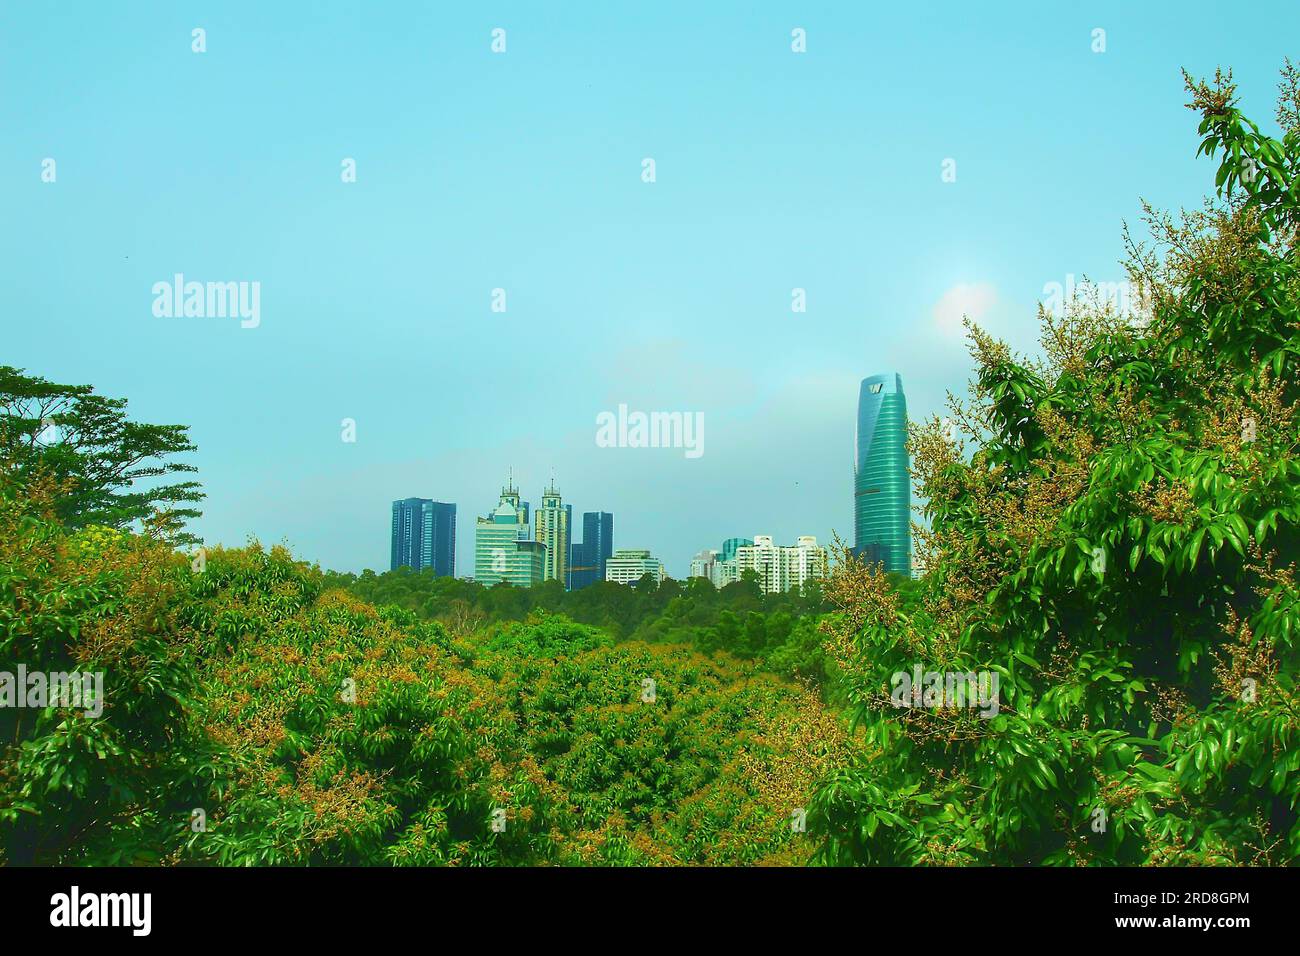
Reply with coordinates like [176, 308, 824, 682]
[933, 282, 998, 341]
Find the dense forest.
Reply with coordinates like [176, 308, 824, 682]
[2, 68, 1299, 866]
[325, 563, 891, 693]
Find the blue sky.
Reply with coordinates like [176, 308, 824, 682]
[3, 1, 1297, 576]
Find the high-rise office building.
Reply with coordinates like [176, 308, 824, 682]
[474, 477, 545, 587]
[497, 472, 529, 526]
[534, 480, 569, 585]
[854, 372, 912, 575]
[605, 548, 665, 586]
[569, 511, 614, 590]
[569, 540, 587, 589]
[564, 503, 573, 565]
[390, 498, 456, 576]
[721, 537, 753, 562]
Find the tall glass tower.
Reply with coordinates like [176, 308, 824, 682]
[854, 372, 911, 575]
[721, 537, 753, 562]
[568, 511, 613, 589]
[391, 498, 456, 576]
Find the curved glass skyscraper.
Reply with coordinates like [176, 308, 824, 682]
[854, 372, 912, 575]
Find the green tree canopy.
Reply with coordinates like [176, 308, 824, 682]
[813, 66, 1300, 866]
[0, 366, 203, 544]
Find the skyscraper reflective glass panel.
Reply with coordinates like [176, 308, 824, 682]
[854, 372, 911, 575]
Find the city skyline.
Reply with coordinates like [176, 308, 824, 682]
[6, 3, 1297, 578]
[394, 360, 909, 586]
[394, 466, 847, 589]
